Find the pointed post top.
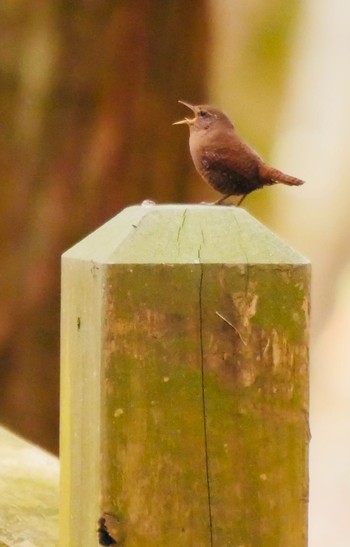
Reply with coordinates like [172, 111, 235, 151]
[63, 204, 309, 266]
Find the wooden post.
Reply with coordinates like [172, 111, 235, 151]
[60, 204, 310, 546]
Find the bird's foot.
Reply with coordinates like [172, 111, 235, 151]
[200, 194, 247, 207]
[199, 200, 225, 205]
[200, 194, 233, 205]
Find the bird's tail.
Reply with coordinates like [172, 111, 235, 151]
[260, 165, 305, 186]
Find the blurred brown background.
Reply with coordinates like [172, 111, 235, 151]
[1, 1, 349, 545]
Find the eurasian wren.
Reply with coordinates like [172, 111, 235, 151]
[173, 101, 304, 205]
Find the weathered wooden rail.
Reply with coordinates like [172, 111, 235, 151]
[0, 426, 59, 546]
[60, 204, 310, 546]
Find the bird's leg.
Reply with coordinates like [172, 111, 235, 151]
[213, 194, 232, 205]
[203, 194, 247, 206]
[236, 194, 247, 207]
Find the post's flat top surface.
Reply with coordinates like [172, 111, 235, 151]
[63, 203, 309, 265]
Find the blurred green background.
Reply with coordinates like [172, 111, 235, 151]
[1, 1, 349, 545]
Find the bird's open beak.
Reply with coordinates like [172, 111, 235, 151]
[172, 100, 197, 125]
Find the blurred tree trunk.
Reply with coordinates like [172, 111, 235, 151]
[0, 0, 209, 452]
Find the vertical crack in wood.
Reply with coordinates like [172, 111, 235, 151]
[198, 244, 214, 546]
[176, 208, 189, 251]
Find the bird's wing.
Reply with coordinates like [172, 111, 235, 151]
[201, 142, 262, 180]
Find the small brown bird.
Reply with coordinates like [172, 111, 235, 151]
[173, 101, 304, 205]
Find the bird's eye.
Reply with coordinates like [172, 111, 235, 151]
[199, 110, 207, 117]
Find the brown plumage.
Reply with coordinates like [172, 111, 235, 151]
[173, 101, 305, 205]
